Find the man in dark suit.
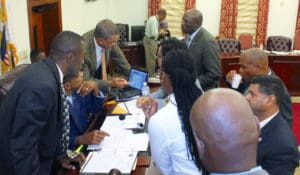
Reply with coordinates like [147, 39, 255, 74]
[181, 9, 221, 91]
[0, 31, 85, 175]
[190, 88, 269, 175]
[82, 19, 131, 93]
[63, 72, 109, 150]
[225, 48, 292, 127]
[245, 75, 299, 175]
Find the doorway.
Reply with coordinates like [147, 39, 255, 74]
[27, 0, 62, 55]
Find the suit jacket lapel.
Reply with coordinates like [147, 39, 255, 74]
[88, 38, 97, 71]
[189, 28, 203, 49]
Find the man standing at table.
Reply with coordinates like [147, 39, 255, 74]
[82, 19, 131, 94]
[143, 9, 167, 76]
[0, 31, 85, 175]
[181, 9, 221, 91]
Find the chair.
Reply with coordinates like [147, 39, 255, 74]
[0, 64, 29, 105]
[239, 33, 253, 50]
[266, 36, 292, 52]
[293, 34, 300, 50]
[217, 38, 241, 53]
[116, 23, 129, 43]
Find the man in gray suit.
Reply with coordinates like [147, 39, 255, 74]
[82, 19, 131, 93]
[182, 9, 221, 91]
[190, 88, 269, 175]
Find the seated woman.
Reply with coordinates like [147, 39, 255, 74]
[148, 49, 203, 175]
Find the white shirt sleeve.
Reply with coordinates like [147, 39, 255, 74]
[148, 116, 172, 175]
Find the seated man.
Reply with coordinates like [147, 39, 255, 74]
[29, 48, 46, 63]
[82, 19, 131, 94]
[63, 72, 109, 150]
[225, 48, 292, 127]
[245, 75, 299, 174]
[190, 88, 268, 175]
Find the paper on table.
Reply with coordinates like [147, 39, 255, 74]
[80, 150, 138, 174]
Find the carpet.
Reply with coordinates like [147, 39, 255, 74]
[292, 103, 300, 145]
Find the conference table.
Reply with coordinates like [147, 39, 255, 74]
[57, 106, 151, 175]
[220, 52, 300, 96]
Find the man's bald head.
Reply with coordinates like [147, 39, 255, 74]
[190, 88, 259, 173]
[239, 48, 269, 81]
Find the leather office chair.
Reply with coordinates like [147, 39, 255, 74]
[0, 64, 29, 105]
[116, 23, 129, 43]
[239, 33, 253, 50]
[293, 34, 300, 50]
[266, 36, 292, 52]
[218, 38, 241, 53]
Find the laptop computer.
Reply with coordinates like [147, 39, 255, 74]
[109, 68, 148, 101]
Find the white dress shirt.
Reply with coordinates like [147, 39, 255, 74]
[211, 166, 267, 175]
[148, 93, 201, 175]
[259, 110, 279, 129]
[93, 37, 103, 69]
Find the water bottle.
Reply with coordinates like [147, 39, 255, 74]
[141, 82, 150, 96]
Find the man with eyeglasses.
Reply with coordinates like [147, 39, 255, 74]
[82, 19, 131, 93]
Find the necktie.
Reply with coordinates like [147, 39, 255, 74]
[101, 49, 108, 80]
[60, 84, 70, 152]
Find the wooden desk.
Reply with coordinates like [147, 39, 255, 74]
[119, 43, 146, 68]
[220, 53, 300, 96]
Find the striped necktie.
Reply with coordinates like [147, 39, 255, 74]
[101, 49, 108, 80]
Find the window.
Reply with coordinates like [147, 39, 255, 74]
[161, 0, 185, 37]
[236, 0, 259, 39]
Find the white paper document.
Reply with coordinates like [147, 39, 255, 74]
[80, 150, 138, 174]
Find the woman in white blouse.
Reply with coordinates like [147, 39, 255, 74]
[148, 49, 203, 175]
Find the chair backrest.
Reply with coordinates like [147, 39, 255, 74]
[266, 36, 292, 51]
[217, 38, 241, 53]
[116, 23, 129, 43]
[294, 34, 300, 50]
[0, 64, 29, 105]
[239, 33, 253, 50]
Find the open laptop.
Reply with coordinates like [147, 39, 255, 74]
[109, 68, 148, 101]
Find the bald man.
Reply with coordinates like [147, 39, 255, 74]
[225, 48, 292, 127]
[190, 88, 268, 175]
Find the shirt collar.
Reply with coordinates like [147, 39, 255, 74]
[211, 166, 264, 175]
[189, 26, 201, 42]
[56, 64, 64, 84]
[267, 69, 272, 75]
[259, 110, 279, 129]
[94, 37, 104, 68]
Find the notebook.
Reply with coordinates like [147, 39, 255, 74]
[109, 68, 148, 101]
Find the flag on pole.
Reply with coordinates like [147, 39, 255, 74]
[0, 0, 19, 75]
[1, 25, 9, 65]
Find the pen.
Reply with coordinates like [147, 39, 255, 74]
[75, 144, 84, 153]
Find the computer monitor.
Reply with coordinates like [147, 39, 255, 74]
[131, 25, 145, 42]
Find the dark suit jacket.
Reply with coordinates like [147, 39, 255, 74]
[187, 27, 221, 91]
[257, 113, 299, 175]
[0, 58, 63, 175]
[68, 92, 104, 149]
[225, 70, 292, 127]
[82, 30, 131, 93]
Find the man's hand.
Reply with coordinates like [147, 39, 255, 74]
[77, 80, 99, 96]
[226, 70, 238, 85]
[136, 96, 158, 118]
[109, 78, 130, 89]
[57, 153, 85, 171]
[75, 130, 110, 145]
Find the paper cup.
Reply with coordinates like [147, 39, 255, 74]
[231, 74, 242, 89]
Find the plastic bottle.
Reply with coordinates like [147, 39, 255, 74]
[141, 82, 150, 96]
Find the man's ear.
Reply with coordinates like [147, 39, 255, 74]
[194, 135, 205, 159]
[64, 82, 71, 91]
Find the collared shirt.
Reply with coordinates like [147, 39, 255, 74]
[186, 26, 202, 47]
[211, 166, 265, 175]
[148, 93, 201, 175]
[259, 110, 279, 129]
[145, 15, 160, 40]
[93, 37, 103, 69]
[56, 64, 64, 84]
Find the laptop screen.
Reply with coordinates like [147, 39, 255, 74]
[128, 68, 148, 90]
